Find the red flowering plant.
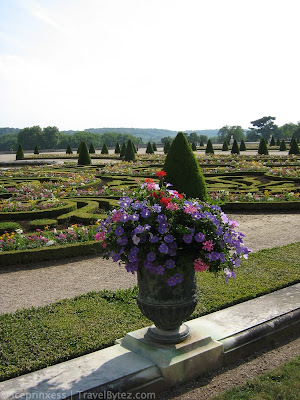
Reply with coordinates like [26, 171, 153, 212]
[95, 171, 250, 285]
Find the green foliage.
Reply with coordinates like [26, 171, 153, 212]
[280, 139, 287, 151]
[222, 141, 229, 151]
[120, 143, 126, 158]
[152, 142, 157, 151]
[163, 132, 208, 200]
[205, 139, 214, 154]
[276, 138, 281, 146]
[77, 141, 92, 165]
[66, 144, 73, 154]
[191, 142, 197, 151]
[250, 116, 278, 141]
[145, 141, 154, 154]
[258, 138, 269, 155]
[289, 137, 300, 155]
[218, 125, 246, 143]
[114, 142, 121, 154]
[199, 139, 204, 146]
[89, 143, 95, 154]
[77, 142, 82, 154]
[29, 219, 58, 229]
[270, 135, 276, 146]
[101, 143, 109, 154]
[0, 222, 22, 235]
[16, 144, 24, 160]
[33, 145, 39, 155]
[231, 139, 240, 154]
[292, 126, 300, 140]
[124, 139, 136, 161]
[240, 139, 247, 151]
[163, 140, 171, 154]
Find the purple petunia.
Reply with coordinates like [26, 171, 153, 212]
[131, 213, 139, 221]
[164, 234, 174, 243]
[152, 204, 162, 213]
[167, 273, 182, 286]
[147, 251, 156, 261]
[158, 222, 168, 234]
[165, 259, 175, 269]
[141, 207, 150, 218]
[149, 234, 159, 243]
[134, 225, 144, 234]
[195, 232, 205, 242]
[158, 243, 169, 254]
[117, 236, 128, 246]
[120, 213, 130, 222]
[156, 265, 165, 275]
[183, 234, 193, 244]
[115, 226, 124, 236]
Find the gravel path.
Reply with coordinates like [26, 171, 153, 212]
[0, 213, 299, 315]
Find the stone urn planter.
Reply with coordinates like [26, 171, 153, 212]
[137, 263, 198, 344]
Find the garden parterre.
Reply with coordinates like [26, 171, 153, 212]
[0, 155, 299, 254]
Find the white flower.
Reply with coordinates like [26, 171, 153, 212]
[15, 229, 23, 235]
[45, 240, 56, 246]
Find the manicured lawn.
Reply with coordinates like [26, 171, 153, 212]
[0, 242, 299, 382]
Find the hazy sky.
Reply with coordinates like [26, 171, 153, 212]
[0, 0, 299, 131]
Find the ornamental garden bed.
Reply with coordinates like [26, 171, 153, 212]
[0, 155, 299, 262]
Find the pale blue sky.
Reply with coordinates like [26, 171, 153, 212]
[0, 0, 299, 131]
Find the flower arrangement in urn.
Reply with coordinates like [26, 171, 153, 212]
[95, 171, 250, 343]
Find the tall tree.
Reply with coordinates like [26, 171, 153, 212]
[17, 126, 43, 150]
[42, 126, 59, 149]
[249, 116, 278, 141]
[218, 126, 245, 143]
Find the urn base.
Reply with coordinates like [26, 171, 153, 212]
[145, 324, 190, 344]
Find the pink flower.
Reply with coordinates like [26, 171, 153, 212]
[184, 205, 198, 214]
[202, 240, 214, 252]
[194, 258, 209, 272]
[166, 202, 180, 210]
[112, 211, 122, 222]
[94, 231, 105, 241]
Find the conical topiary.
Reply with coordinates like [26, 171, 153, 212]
[205, 139, 214, 154]
[16, 144, 24, 160]
[191, 142, 197, 151]
[77, 141, 91, 165]
[280, 139, 287, 151]
[89, 143, 96, 154]
[124, 139, 136, 161]
[34, 145, 39, 155]
[199, 139, 204, 147]
[115, 142, 121, 154]
[163, 140, 171, 154]
[77, 142, 82, 154]
[231, 139, 240, 154]
[66, 144, 73, 154]
[101, 143, 109, 154]
[152, 142, 157, 151]
[270, 136, 275, 146]
[146, 141, 154, 154]
[132, 142, 137, 153]
[258, 138, 269, 155]
[276, 138, 281, 146]
[120, 143, 126, 158]
[163, 132, 208, 200]
[222, 141, 229, 151]
[240, 139, 247, 151]
[289, 137, 300, 155]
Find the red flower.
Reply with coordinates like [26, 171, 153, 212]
[156, 170, 167, 178]
[145, 178, 154, 183]
[160, 197, 171, 207]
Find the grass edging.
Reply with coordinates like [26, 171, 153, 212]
[0, 242, 299, 382]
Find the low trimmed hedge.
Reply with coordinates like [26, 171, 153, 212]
[222, 201, 300, 212]
[0, 241, 104, 268]
[0, 222, 22, 234]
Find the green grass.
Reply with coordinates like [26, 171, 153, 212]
[213, 356, 300, 400]
[0, 242, 299, 382]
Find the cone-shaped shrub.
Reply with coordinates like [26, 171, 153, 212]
[276, 138, 281, 146]
[240, 139, 246, 151]
[163, 132, 208, 200]
[191, 142, 197, 151]
[124, 139, 136, 161]
[289, 137, 300, 155]
[152, 142, 157, 151]
[222, 141, 229, 151]
[280, 139, 287, 151]
[120, 143, 126, 158]
[199, 139, 204, 147]
[163, 140, 171, 154]
[132, 142, 137, 153]
[270, 136, 275, 146]
[146, 141, 154, 154]
[77, 142, 82, 154]
[33, 145, 39, 155]
[205, 139, 214, 154]
[77, 141, 91, 165]
[66, 144, 73, 154]
[16, 144, 24, 160]
[101, 143, 109, 154]
[231, 139, 240, 154]
[115, 142, 121, 154]
[258, 138, 269, 155]
[89, 143, 95, 154]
